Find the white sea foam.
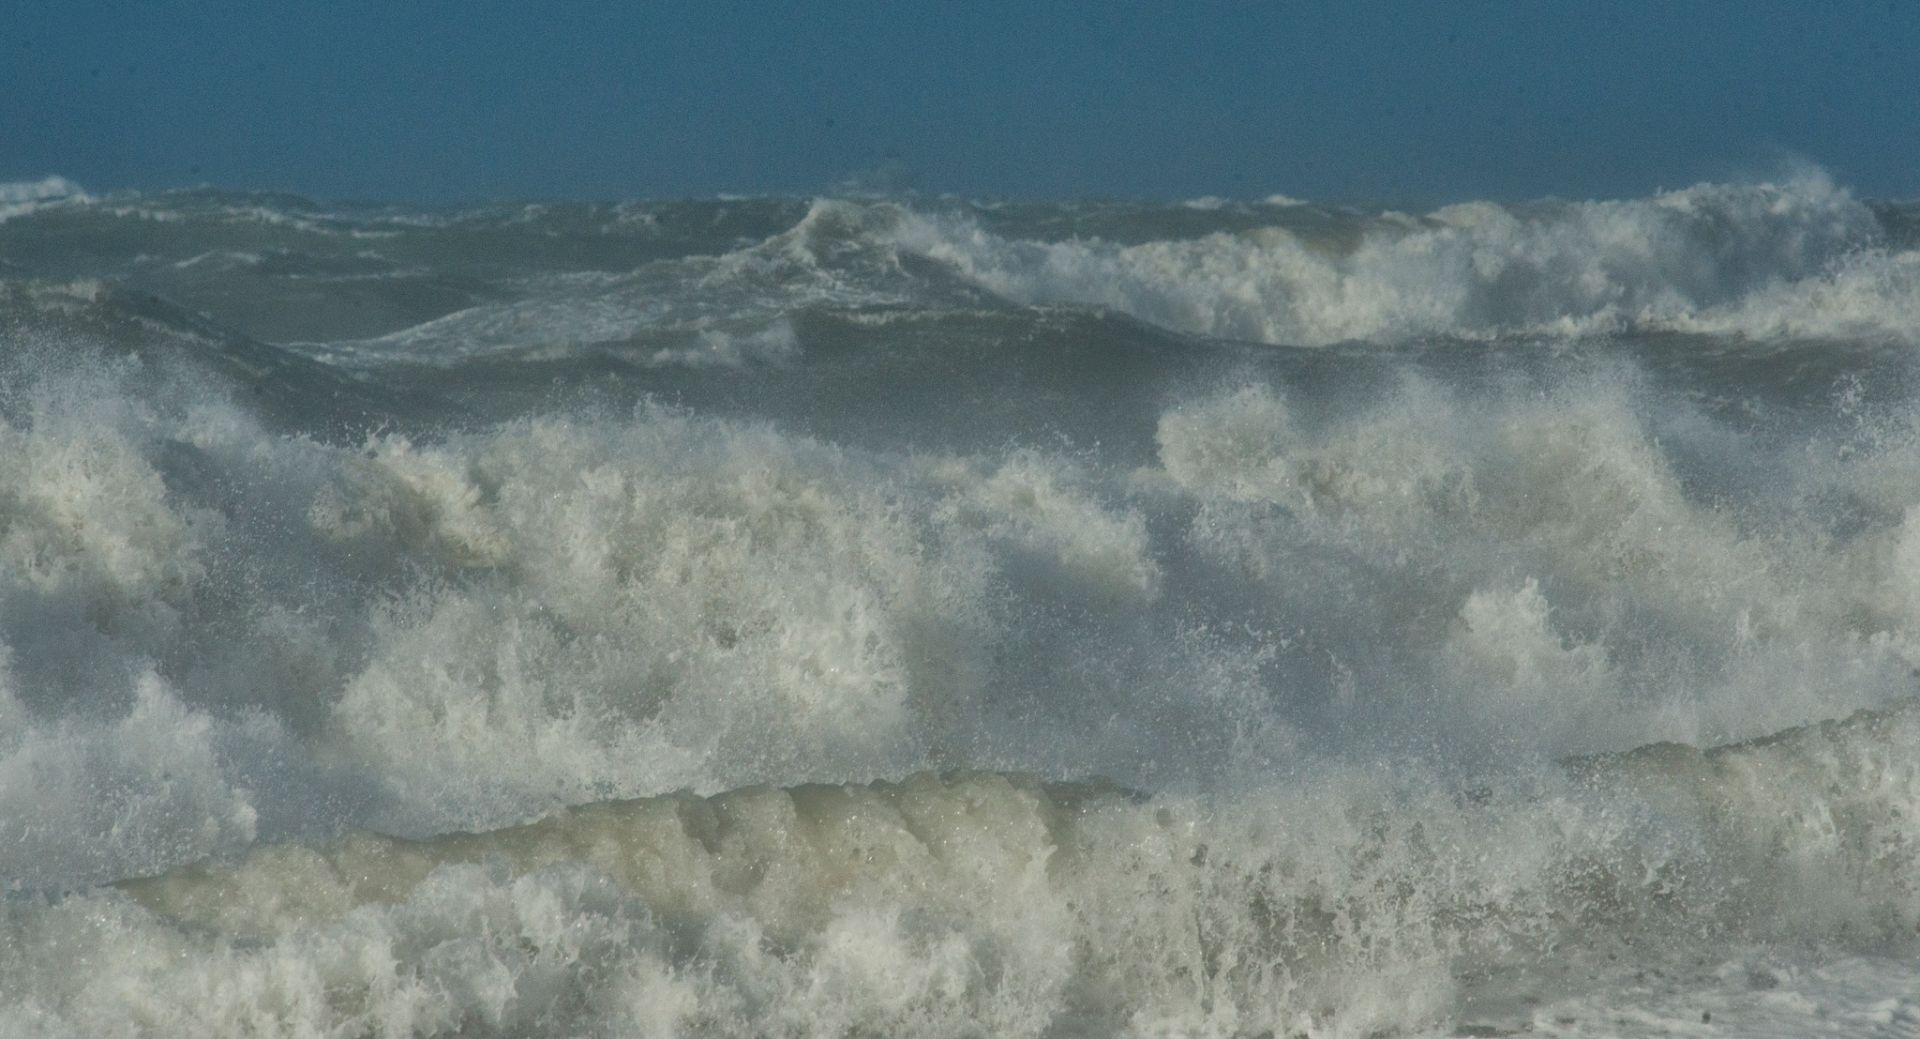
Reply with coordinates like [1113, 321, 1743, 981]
[1154, 377, 1920, 752]
[217, 176, 1920, 363]
[315, 410, 997, 824]
[886, 173, 1920, 345]
[0, 175, 86, 223]
[3, 701, 1903, 1038]
[8, 177, 1920, 1034]
[4, 342, 1919, 833]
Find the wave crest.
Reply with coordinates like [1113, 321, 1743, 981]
[93, 701, 1920, 1038]
[889, 173, 1917, 345]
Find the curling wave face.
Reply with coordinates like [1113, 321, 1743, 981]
[4, 174, 1920, 1036]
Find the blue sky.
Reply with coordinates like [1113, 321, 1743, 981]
[7, 1, 1917, 204]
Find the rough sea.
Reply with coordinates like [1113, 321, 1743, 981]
[3, 171, 1919, 1037]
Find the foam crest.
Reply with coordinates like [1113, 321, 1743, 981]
[1568, 699, 1920, 938]
[0, 369, 210, 616]
[316, 411, 1239, 833]
[891, 174, 1917, 345]
[925, 451, 1161, 604]
[0, 343, 1253, 856]
[0, 672, 264, 891]
[0, 175, 86, 223]
[1155, 378, 1920, 753]
[314, 411, 997, 827]
[52, 704, 1917, 1038]
[90, 772, 1451, 1037]
[1667, 246, 1920, 341]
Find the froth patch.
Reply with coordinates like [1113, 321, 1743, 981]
[1155, 378, 1920, 753]
[1445, 579, 1620, 747]
[0, 673, 261, 890]
[106, 772, 1458, 1038]
[86, 707, 1920, 1038]
[317, 411, 999, 827]
[0, 382, 209, 617]
[1669, 247, 1920, 341]
[927, 451, 1161, 604]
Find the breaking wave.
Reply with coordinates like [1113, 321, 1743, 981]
[886, 172, 1920, 345]
[28, 701, 1913, 1038]
[6, 171, 1920, 1036]
[0, 175, 87, 224]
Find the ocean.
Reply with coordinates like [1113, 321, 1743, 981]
[2, 171, 1918, 1036]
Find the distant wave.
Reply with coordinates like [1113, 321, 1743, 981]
[366, 174, 1920, 355]
[882, 173, 1920, 345]
[10, 173, 1918, 354]
[0, 175, 86, 222]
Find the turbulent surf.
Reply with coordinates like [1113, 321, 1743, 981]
[3, 173, 1920, 1037]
